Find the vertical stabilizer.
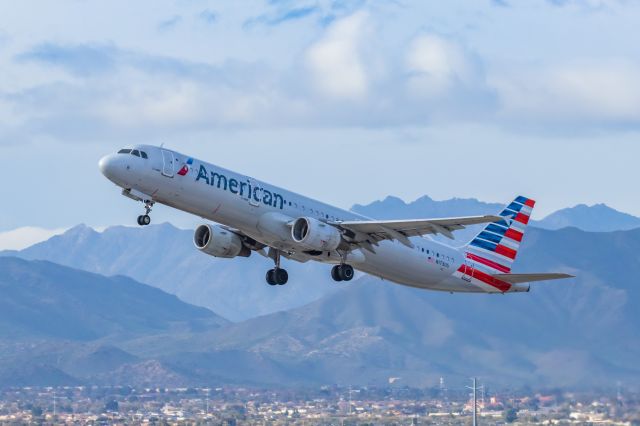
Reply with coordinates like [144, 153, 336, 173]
[465, 195, 535, 274]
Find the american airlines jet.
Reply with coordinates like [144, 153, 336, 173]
[99, 145, 572, 292]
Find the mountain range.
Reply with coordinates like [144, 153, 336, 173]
[536, 203, 640, 232]
[2, 223, 340, 321]
[1, 222, 640, 389]
[0, 257, 226, 387]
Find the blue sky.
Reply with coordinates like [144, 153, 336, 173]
[1, 0, 640, 232]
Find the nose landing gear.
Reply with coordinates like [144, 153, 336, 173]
[137, 215, 151, 226]
[137, 200, 154, 226]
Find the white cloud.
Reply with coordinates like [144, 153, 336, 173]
[305, 11, 371, 100]
[0, 227, 67, 251]
[493, 62, 640, 126]
[405, 34, 476, 97]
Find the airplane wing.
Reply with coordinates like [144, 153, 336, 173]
[491, 273, 575, 284]
[333, 215, 503, 250]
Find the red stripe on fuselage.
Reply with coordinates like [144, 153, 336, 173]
[495, 244, 517, 259]
[457, 265, 512, 292]
[466, 252, 511, 273]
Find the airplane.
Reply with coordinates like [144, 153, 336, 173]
[98, 145, 573, 292]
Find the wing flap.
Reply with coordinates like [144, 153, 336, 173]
[492, 273, 575, 284]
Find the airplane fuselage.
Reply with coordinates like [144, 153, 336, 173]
[99, 144, 529, 293]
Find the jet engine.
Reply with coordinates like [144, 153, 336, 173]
[291, 217, 342, 251]
[193, 224, 251, 258]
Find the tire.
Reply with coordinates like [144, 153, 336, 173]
[331, 265, 343, 282]
[137, 215, 144, 226]
[275, 268, 288, 285]
[142, 215, 151, 225]
[266, 269, 277, 286]
[341, 265, 354, 281]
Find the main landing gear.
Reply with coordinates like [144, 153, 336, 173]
[136, 200, 154, 226]
[331, 264, 354, 282]
[266, 249, 288, 286]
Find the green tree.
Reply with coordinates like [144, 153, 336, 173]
[104, 399, 119, 412]
[505, 407, 518, 423]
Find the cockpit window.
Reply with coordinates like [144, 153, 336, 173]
[118, 149, 132, 154]
[131, 150, 140, 157]
[140, 151, 148, 159]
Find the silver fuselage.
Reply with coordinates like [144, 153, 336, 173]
[99, 144, 527, 293]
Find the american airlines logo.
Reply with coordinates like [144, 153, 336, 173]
[194, 164, 286, 210]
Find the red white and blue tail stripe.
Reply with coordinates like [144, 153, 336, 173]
[457, 196, 535, 292]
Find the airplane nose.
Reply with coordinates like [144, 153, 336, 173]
[98, 154, 117, 178]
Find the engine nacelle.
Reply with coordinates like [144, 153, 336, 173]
[291, 217, 342, 251]
[193, 224, 251, 259]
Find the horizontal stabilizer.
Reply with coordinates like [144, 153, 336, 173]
[492, 273, 574, 284]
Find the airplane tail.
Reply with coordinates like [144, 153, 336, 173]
[464, 195, 535, 274]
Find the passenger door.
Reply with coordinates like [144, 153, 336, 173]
[161, 150, 174, 177]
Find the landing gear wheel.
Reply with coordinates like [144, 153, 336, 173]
[266, 268, 288, 285]
[136, 200, 154, 226]
[266, 269, 277, 286]
[340, 264, 354, 281]
[331, 265, 343, 282]
[137, 214, 151, 226]
[332, 264, 354, 282]
[266, 249, 289, 286]
[275, 268, 288, 285]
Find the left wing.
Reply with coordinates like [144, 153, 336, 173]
[333, 215, 503, 250]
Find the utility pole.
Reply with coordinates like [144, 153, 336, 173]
[473, 378, 477, 426]
[466, 378, 478, 426]
[53, 390, 56, 418]
[205, 388, 209, 417]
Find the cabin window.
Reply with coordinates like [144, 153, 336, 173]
[421, 248, 424, 252]
[118, 149, 132, 154]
